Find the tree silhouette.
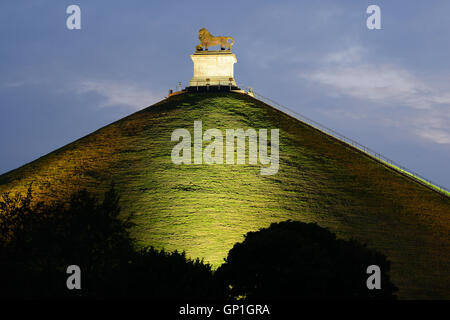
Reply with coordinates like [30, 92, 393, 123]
[0, 185, 217, 299]
[214, 220, 398, 300]
[115, 247, 218, 299]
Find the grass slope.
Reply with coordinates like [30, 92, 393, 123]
[1, 92, 449, 299]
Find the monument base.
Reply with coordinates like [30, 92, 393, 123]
[189, 50, 237, 87]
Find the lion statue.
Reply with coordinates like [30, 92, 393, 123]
[196, 28, 234, 51]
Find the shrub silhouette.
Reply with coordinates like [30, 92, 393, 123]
[215, 220, 398, 300]
[0, 185, 216, 299]
[116, 248, 217, 299]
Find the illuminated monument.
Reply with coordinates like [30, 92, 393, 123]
[187, 28, 239, 91]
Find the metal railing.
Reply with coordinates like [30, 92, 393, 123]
[236, 85, 449, 196]
[189, 79, 237, 88]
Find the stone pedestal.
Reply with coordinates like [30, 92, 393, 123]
[189, 50, 237, 87]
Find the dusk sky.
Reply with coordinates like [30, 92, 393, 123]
[1, 1, 449, 189]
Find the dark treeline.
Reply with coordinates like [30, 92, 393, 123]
[0, 186, 397, 299]
[0, 185, 217, 299]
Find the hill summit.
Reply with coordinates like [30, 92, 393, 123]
[0, 92, 449, 299]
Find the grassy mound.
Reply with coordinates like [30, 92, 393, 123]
[1, 92, 449, 299]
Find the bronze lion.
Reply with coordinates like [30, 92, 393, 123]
[196, 28, 234, 51]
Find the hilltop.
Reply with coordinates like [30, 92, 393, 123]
[0, 92, 449, 299]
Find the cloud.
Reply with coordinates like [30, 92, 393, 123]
[416, 128, 450, 145]
[76, 80, 161, 109]
[409, 106, 450, 144]
[306, 65, 436, 109]
[308, 46, 434, 109]
[2, 81, 26, 88]
[322, 46, 364, 65]
[302, 46, 450, 145]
